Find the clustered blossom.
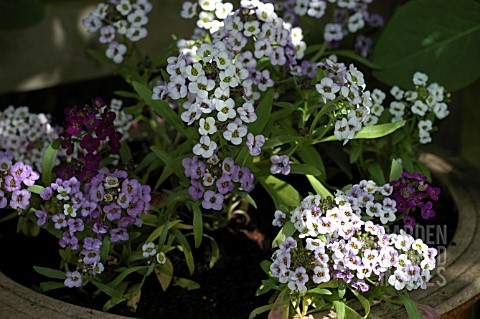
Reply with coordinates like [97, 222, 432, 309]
[110, 99, 134, 142]
[183, 156, 254, 210]
[388, 72, 450, 144]
[270, 193, 436, 294]
[0, 106, 61, 172]
[142, 242, 167, 264]
[180, 0, 301, 66]
[82, 0, 153, 63]
[263, 0, 383, 57]
[38, 168, 151, 287]
[391, 172, 441, 231]
[270, 154, 291, 175]
[335, 179, 397, 225]
[0, 151, 39, 211]
[58, 98, 125, 182]
[316, 57, 372, 144]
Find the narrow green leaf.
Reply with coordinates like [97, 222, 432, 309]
[109, 266, 149, 288]
[389, 158, 403, 182]
[33, 266, 66, 280]
[90, 279, 123, 299]
[399, 291, 423, 319]
[333, 301, 346, 319]
[132, 81, 190, 137]
[258, 175, 301, 210]
[260, 260, 272, 275]
[192, 203, 203, 248]
[255, 279, 278, 296]
[289, 163, 322, 176]
[316, 121, 406, 143]
[28, 185, 45, 194]
[250, 89, 274, 135]
[272, 221, 296, 248]
[349, 287, 371, 317]
[145, 220, 181, 244]
[306, 175, 333, 199]
[297, 145, 326, 178]
[366, 162, 386, 185]
[263, 135, 302, 149]
[203, 234, 219, 268]
[172, 229, 195, 275]
[119, 142, 132, 165]
[41, 139, 61, 185]
[249, 304, 274, 319]
[114, 90, 139, 98]
[39, 281, 65, 292]
[100, 235, 110, 264]
[373, 0, 480, 91]
[307, 288, 332, 295]
[173, 277, 200, 290]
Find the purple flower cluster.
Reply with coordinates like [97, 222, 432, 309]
[82, 0, 153, 63]
[271, 194, 436, 294]
[0, 151, 39, 210]
[58, 98, 123, 182]
[183, 156, 254, 211]
[37, 168, 151, 287]
[390, 172, 441, 231]
[316, 57, 371, 144]
[0, 105, 61, 172]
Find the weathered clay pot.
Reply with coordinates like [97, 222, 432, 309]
[1, 153, 479, 318]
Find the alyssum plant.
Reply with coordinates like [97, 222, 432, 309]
[1, 0, 472, 317]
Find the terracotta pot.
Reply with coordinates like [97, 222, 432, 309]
[1, 153, 479, 318]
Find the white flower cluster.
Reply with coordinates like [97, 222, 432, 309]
[153, 42, 266, 160]
[315, 57, 372, 144]
[335, 179, 397, 224]
[270, 193, 437, 294]
[388, 72, 449, 144]
[0, 106, 60, 172]
[180, 0, 304, 61]
[82, 0, 153, 63]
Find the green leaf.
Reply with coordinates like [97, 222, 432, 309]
[333, 301, 346, 319]
[366, 162, 386, 185]
[0, 0, 44, 30]
[307, 288, 332, 295]
[172, 229, 195, 275]
[249, 304, 274, 319]
[263, 135, 302, 149]
[155, 258, 173, 291]
[250, 89, 274, 135]
[109, 266, 149, 288]
[28, 185, 45, 194]
[203, 234, 219, 268]
[255, 279, 278, 296]
[41, 139, 61, 185]
[349, 287, 370, 317]
[192, 203, 203, 248]
[258, 175, 301, 210]
[39, 281, 65, 292]
[100, 236, 110, 264]
[399, 291, 423, 319]
[268, 288, 289, 319]
[260, 260, 272, 275]
[173, 277, 200, 290]
[90, 279, 123, 299]
[389, 158, 403, 182]
[297, 145, 326, 178]
[315, 121, 406, 143]
[119, 142, 132, 165]
[145, 220, 180, 244]
[272, 221, 296, 248]
[306, 175, 333, 199]
[33, 266, 65, 280]
[132, 81, 190, 137]
[373, 0, 480, 91]
[289, 163, 322, 176]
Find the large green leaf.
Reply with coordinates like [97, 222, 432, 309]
[373, 0, 480, 91]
